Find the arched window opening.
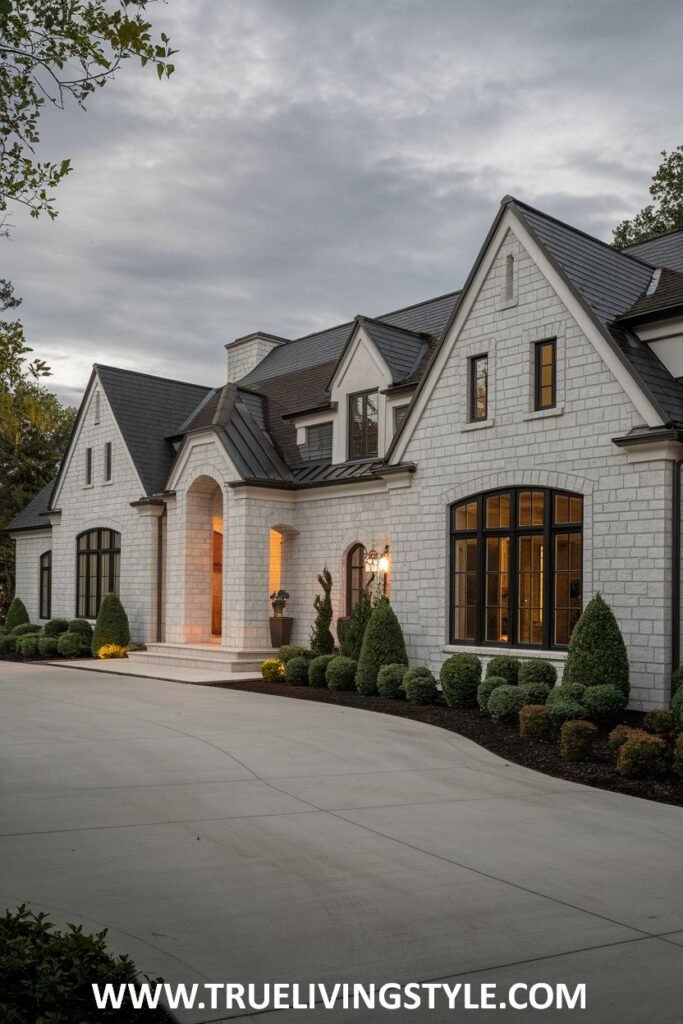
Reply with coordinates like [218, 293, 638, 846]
[450, 488, 582, 649]
[346, 543, 367, 615]
[76, 528, 121, 619]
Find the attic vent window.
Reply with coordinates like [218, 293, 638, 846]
[505, 254, 515, 302]
[94, 391, 101, 424]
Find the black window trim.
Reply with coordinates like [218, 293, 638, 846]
[469, 353, 488, 423]
[348, 388, 379, 461]
[40, 550, 52, 620]
[449, 486, 582, 651]
[534, 338, 557, 411]
[76, 527, 121, 619]
[104, 441, 112, 482]
[85, 447, 93, 486]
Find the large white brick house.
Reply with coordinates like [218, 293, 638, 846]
[9, 196, 683, 708]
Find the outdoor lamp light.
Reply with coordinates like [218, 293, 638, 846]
[378, 546, 390, 573]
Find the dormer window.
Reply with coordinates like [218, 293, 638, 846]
[348, 390, 378, 460]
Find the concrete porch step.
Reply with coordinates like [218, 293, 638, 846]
[127, 643, 273, 674]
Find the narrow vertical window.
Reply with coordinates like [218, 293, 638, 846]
[534, 339, 556, 410]
[40, 551, 52, 619]
[94, 391, 101, 424]
[85, 447, 92, 485]
[505, 254, 515, 302]
[348, 390, 379, 460]
[104, 442, 112, 482]
[469, 354, 488, 422]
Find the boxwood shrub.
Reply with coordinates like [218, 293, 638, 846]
[377, 663, 408, 699]
[547, 699, 586, 729]
[17, 634, 40, 659]
[671, 666, 683, 696]
[519, 681, 551, 706]
[477, 675, 507, 713]
[440, 653, 481, 708]
[91, 593, 130, 656]
[560, 720, 598, 762]
[519, 704, 553, 741]
[644, 708, 674, 735]
[5, 596, 29, 631]
[546, 682, 587, 705]
[488, 684, 526, 722]
[617, 733, 668, 779]
[581, 684, 628, 726]
[43, 618, 69, 637]
[485, 655, 520, 685]
[261, 658, 285, 682]
[284, 656, 310, 685]
[0, 634, 17, 657]
[326, 656, 357, 691]
[308, 654, 335, 687]
[518, 659, 557, 689]
[38, 637, 59, 659]
[13, 623, 41, 637]
[402, 667, 438, 705]
[355, 597, 407, 696]
[608, 724, 643, 753]
[277, 644, 309, 664]
[562, 592, 629, 696]
[57, 632, 82, 658]
[671, 686, 683, 731]
[674, 734, 683, 775]
[69, 618, 94, 650]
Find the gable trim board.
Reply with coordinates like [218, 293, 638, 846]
[388, 203, 665, 465]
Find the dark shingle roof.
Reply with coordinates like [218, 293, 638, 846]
[610, 328, 683, 426]
[619, 267, 683, 320]
[4, 479, 55, 532]
[97, 366, 211, 495]
[356, 317, 432, 384]
[623, 230, 683, 273]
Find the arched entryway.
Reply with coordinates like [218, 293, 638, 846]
[185, 475, 224, 643]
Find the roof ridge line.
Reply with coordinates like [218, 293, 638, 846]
[95, 364, 211, 390]
[622, 224, 683, 249]
[356, 314, 433, 338]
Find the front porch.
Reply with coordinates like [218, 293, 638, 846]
[126, 641, 273, 676]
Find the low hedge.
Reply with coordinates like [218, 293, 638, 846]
[546, 682, 587, 705]
[38, 636, 59, 659]
[284, 656, 310, 685]
[519, 704, 553, 741]
[326, 656, 357, 691]
[440, 653, 481, 708]
[617, 733, 668, 779]
[671, 687, 683, 731]
[560, 720, 597, 762]
[308, 654, 335, 687]
[57, 632, 82, 658]
[519, 681, 551, 706]
[261, 658, 285, 682]
[377, 663, 408, 699]
[402, 667, 438, 705]
[17, 634, 40, 659]
[485, 655, 520, 685]
[581, 684, 628, 726]
[14, 623, 41, 637]
[518, 659, 557, 689]
[43, 618, 69, 637]
[488, 684, 526, 722]
[547, 698, 586, 729]
[69, 618, 94, 647]
[477, 675, 507, 713]
[0, 634, 17, 657]
[277, 644, 308, 664]
[644, 708, 674, 735]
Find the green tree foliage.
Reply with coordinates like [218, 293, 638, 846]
[562, 593, 630, 696]
[613, 146, 683, 247]
[355, 596, 407, 695]
[0, 0, 176, 221]
[91, 592, 130, 655]
[338, 588, 372, 660]
[310, 566, 334, 655]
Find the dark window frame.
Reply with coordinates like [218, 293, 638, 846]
[104, 441, 112, 482]
[449, 487, 582, 650]
[348, 389, 379, 460]
[346, 543, 367, 615]
[40, 550, 52, 619]
[393, 403, 409, 435]
[534, 338, 556, 411]
[76, 528, 121, 619]
[469, 354, 488, 422]
[85, 447, 93, 485]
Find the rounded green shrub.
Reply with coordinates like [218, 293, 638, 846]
[547, 699, 586, 729]
[57, 631, 82, 658]
[69, 618, 93, 653]
[608, 724, 644, 753]
[518, 659, 557, 689]
[563, 593, 629, 696]
[547, 682, 587, 705]
[560, 720, 598, 762]
[617, 733, 668, 779]
[17, 634, 40, 659]
[581, 684, 628, 726]
[644, 708, 674, 735]
[326, 656, 357, 691]
[284, 656, 310, 685]
[440, 653, 481, 708]
[519, 705, 553, 741]
[485, 655, 520, 685]
[13, 623, 41, 637]
[356, 597, 407, 696]
[671, 686, 683, 731]
[671, 666, 683, 695]
[0, 634, 17, 657]
[308, 654, 335, 687]
[38, 636, 59, 658]
[43, 618, 69, 637]
[5, 596, 29, 631]
[91, 593, 130, 656]
[377, 663, 408, 699]
[277, 644, 308, 664]
[519, 681, 551, 706]
[477, 675, 507, 713]
[488, 684, 526, 722]
[402, 667, 438, 705]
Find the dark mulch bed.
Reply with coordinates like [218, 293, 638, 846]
[205, 678, 683, 808]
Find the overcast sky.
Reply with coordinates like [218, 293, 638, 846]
[5, 0, 683, 406]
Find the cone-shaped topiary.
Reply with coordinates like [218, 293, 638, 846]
[355, 597, 407, 695]
[310, 567, 334, 655]
[339, 589, 373, 660]
[91, 593, 130, 656]
[562, 593, 629, 696]
[5, 596, 29, 631]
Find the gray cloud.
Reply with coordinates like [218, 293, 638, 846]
[4, 0, 683, 406]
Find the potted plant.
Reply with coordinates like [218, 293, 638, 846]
[269, 590, 292, 647]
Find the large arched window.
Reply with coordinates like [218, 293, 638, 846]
[76, 528, 121, 618]
[450, 488, 582, 649]
[346, 544, 367, 615]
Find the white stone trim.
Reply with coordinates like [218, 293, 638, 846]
[165, 431, 236, 492]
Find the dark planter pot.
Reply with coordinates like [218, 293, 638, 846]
[269, 616, 293, 647]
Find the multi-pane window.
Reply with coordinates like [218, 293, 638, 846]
[450, 488, 582, 648]
[469, 355, 488, 422]
[40, 550, 52, 619]
[534, 339, 556, 410]
[76, 528, 121, 618]
[300, 423, 332, 463]
[346, 543, 368, 614]
[85, 447, 93, 485]
[348, 390, 379, 460]
[393, 404, 409, 435]
[104, 442, 112, 481]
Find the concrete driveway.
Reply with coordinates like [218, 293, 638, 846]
[1, 663, 682, 1023]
